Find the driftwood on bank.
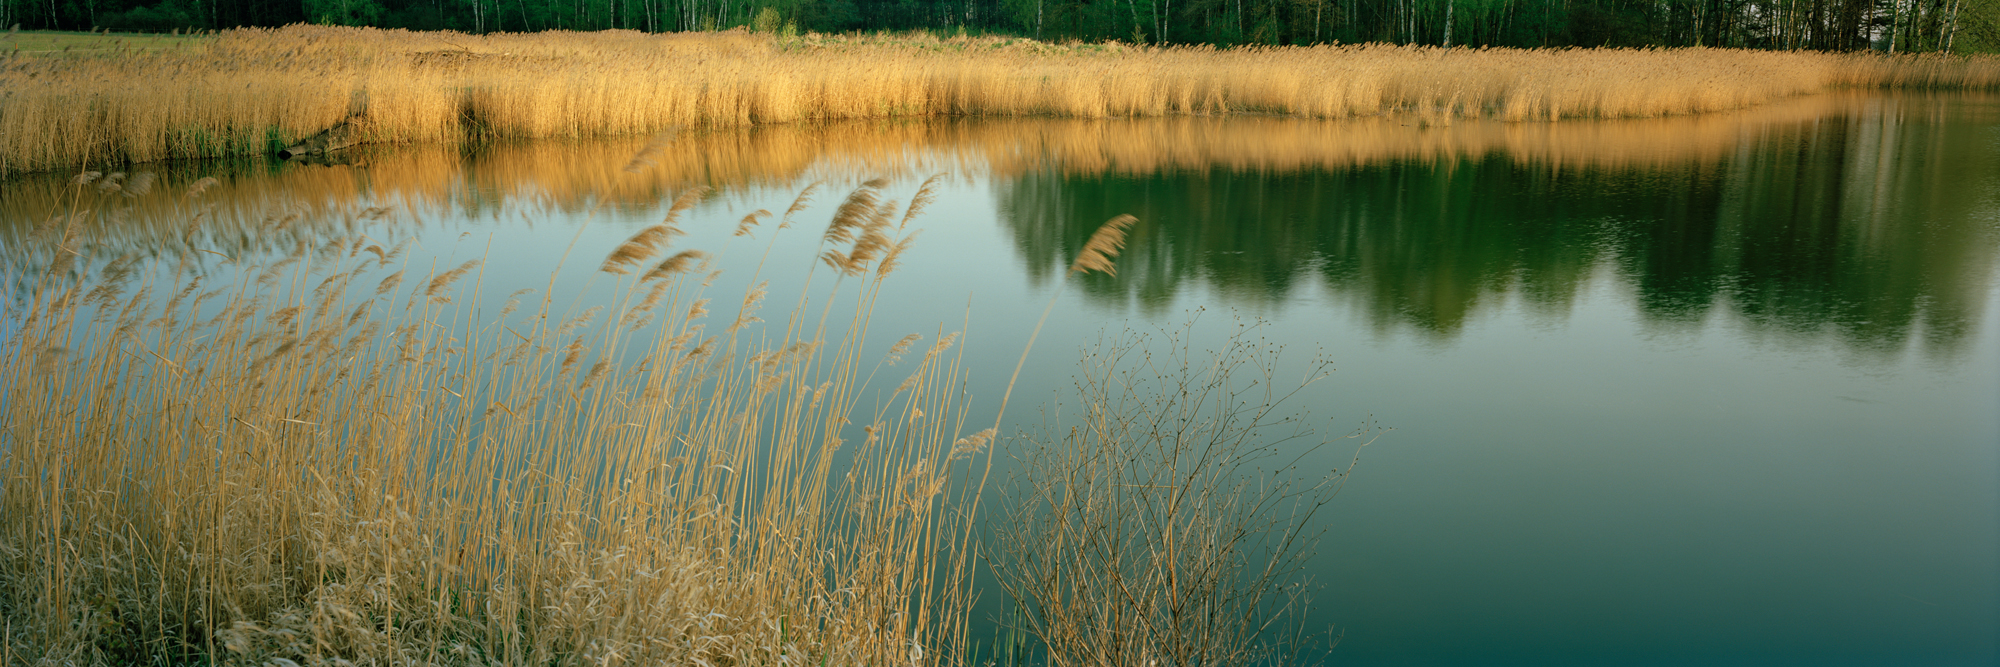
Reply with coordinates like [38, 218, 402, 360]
[278, 117, 368, 159]
[279, 90, 371, 160]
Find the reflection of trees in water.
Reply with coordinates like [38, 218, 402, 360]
[1000, 162, 1620, 336]
[998, 108, 1999, 358]
[1708, 107, 2000, 359]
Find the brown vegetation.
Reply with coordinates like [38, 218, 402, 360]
[4, 25, 2000, 175]
[0, 179, 984, 664]
[0, 152, 1374, 664]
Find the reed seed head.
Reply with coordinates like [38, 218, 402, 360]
[603, 225, 676, 275]
[1070, 214, 1139, 276]
[642, 249, 707, 282]
[734, 210, 770, 237]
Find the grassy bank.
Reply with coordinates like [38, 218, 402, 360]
[4, 25, 2000, 175]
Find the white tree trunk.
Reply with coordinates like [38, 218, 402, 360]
[1445, 0, 1454, 46]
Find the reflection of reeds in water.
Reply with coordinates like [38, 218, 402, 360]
[0, 123, 973, 247]
[972, 90, 1989, 174]
[0, 127, 934, 284]
[8, 90, 1961, 275]
[6, 24, 2000, 175]
[0, 183, 982, 664]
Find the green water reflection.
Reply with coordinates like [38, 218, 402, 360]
[1000, 99, 2000, 359]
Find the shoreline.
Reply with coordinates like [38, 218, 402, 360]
[5, 25, 1998, 176]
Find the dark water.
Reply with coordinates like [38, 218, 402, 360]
[4, 91, 1996, 665]
[991, 95, 2000, 667]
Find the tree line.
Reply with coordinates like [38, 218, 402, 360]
[2, 0, 1992, 51]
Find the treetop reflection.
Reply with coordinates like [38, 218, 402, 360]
[999, 93, 2000, 360]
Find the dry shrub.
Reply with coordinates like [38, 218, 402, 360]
[988, 320, 1378, 667]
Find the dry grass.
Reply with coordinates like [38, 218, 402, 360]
[0, 177, 985, 664]
[5, 25, 2000, 175]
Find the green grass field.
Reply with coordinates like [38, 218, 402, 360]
[2, 29, 210, 57]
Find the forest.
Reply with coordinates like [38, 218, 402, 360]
[1, 0, 1992, 52]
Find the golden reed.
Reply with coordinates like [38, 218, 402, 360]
[1, 177, 987, 663]
[4, 25, 1998, 175]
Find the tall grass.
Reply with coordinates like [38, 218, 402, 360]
[0, 175, 987, 664]
[5, 25, 2000, 175]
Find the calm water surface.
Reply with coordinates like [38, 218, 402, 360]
[4, 91, 1996, 666]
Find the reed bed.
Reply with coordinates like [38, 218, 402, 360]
[0, 176, 988, 664]
[5, 25, 2000, 175]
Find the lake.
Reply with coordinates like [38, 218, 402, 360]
[3, 90, 1995, 665]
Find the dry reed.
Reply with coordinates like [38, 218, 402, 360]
[5, 25, 1999, 175]
[1069, 214, 1139, 276]
[0, 178, 986, 664]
